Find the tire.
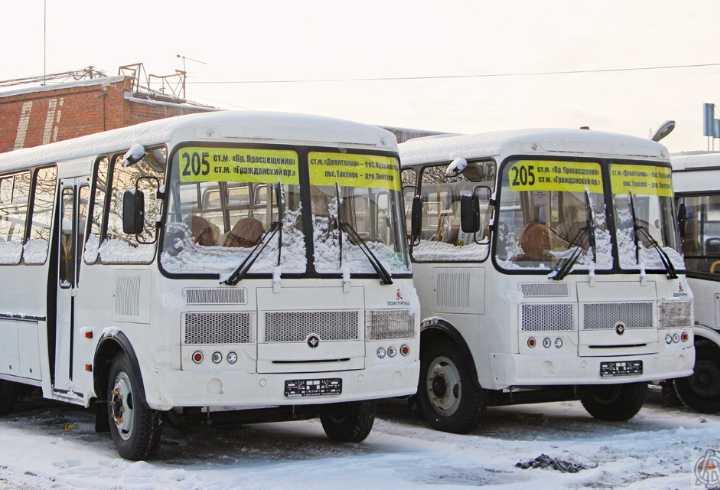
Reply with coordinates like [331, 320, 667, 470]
[0, 380, 19, 416]
[417, 337, 486, 434]
[673, 341, 720, 414]
[319, 400, 376, 443]
[581, 382, 647, 421]
[107, 353, 162, 460]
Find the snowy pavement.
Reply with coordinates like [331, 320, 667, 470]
[0, 388, 717, 489]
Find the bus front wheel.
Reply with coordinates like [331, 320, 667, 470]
[107, 353, 162, 460]
[319, 400, 376, 442]
[0, 380, 19, 415]
[581, 382, 647, 421]
[673, 342, 720, 414]
[417, 338, 486, 433]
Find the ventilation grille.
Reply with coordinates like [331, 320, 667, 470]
[521, 304, 574, 331]
[184, 312, 254, 344]
[366, 310, 416, 340]
[521, 283, 569, 298]
[185, 288, 247, 305]
[583, 303, 653, 330]
[264, 311, 359, 342]
[436, 271, 471, 309]
[115, 276, 141, 317]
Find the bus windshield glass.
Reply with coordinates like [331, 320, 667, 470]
[309, 152, 410, 275]
[496, 160, 613, 272]
[610, 163, 684, 271]
[161, 147, 306, 275]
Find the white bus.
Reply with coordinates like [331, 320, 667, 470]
[399, 129, 694, 433]
[671, 151, 720, 413]
[0, 111, 419, 460]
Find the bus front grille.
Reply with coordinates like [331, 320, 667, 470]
[184, 288, 247, 305]
[521, 304, 574, 331]
[263, 311, 360, 342]
[183, 312, 254, 344]
[583, 302, 653, 330]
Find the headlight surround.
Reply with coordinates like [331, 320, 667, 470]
[366, 310, 416, 340]
[659, 301, 693, 329]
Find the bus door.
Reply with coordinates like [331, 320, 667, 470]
[54, 177, 90, 393]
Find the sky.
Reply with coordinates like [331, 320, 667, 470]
[2, 0, 720, 153]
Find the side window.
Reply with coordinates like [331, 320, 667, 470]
[25, 166, 57, 264]
[0, 172, 31, 264]
[101, 148, 166, 264]
[413, 160, 495, 262]
[678, 194, 720, 275]
[84, 157, 109, 264]
[59, 187, 74, 287]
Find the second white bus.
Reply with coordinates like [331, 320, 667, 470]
[401, 128, 694, 433]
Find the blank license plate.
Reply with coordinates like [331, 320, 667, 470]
[600, 360, 643, 377]
[284, 378, 342, 397]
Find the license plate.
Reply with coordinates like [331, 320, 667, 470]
[284, 378, 342, 397]
[600, 360, 643, 377]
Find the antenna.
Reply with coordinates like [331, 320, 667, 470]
[176, 55, 206, 98]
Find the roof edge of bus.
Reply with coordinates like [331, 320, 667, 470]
[670, 151, 720, 171]
[0, 111, 397, 173]
[398, 128, 669, 166]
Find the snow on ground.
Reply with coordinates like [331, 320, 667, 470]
[0, 388, 716, 490]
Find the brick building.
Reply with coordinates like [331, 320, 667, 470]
[0, 74, 214, 154]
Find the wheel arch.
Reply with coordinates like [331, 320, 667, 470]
[93, 331, 146, 404]
[420, 319, 480, 388]
[693, 324, 720, 348]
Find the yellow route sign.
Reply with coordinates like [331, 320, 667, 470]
[509, 160, 603, 194]
[610, 164, 673, 197]
[308, 152, 401, 191]
[177, 147, 299, 185]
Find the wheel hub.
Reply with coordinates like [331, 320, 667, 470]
[425, 356, 462, 417]
[110, 372, 135, 441]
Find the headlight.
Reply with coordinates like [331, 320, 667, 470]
[665, 334, 673, 345]
[377, 347, 386, 359]
[555, 338, 563, 348]
[659, 301, 692, 328]
[543, 338, 551, 348]
[366, 310, 416, 340]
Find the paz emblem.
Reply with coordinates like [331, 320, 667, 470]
[307, 334, 320, 348]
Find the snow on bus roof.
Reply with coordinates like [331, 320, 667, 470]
[0, 111, 397, 173]
[399, 128, 668, 166]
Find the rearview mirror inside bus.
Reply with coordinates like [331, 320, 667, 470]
[123, 190, 145, 235]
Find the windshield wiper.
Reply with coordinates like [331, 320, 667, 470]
[339, 219, 393, 285]
[628, 191, 678, 279]
[223, 184, 284, 286]
[550, 191, 596, 281]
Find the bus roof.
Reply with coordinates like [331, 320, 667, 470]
[399, 128, 668, 166]
[670, 151, 720, 171]
[0, 111, 397, 174]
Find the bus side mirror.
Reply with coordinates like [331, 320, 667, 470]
[123, 190, 145, 235]
[677, 202, 687, 240]
[460, 194, 480, 233]
[411, 195, 423, 237]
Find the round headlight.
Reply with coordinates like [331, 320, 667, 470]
[543, 338, 551, 348]
[227, 352, 238, 364]
[527, 337, 537, 348]
[192, 351, 204, 364]
[555, 338, 563, 349]
[377, 347, 386, 359]
[211, 351, 223, 364]
[665, 334, 673, 345]
[673, 333, 680, 343]
[387, 346, 397, 358]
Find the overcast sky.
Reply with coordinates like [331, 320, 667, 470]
[2, 0, 719, 153]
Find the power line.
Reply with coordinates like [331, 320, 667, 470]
[190, 62, 720, 85]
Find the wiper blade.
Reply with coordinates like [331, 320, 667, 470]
[628, 191, 678, 279]
[550, 191, 596, 281]
[222, 220, 282, 286]
[339, 220, 393, 285]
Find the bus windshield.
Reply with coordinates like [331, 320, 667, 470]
[496, 160, 613, 272]
[160, 146, 409, 277]
[610, 163, 684, 272]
